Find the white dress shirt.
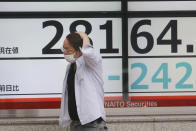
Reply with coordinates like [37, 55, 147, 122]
[59, 44, 106, 128]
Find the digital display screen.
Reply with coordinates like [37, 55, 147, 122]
[1, 0, 196, 109]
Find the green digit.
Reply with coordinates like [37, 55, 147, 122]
[152, 63, 171, 89]
[176, 62, 193, 89]
[131, 63, 148, 89]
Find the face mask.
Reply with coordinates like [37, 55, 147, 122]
[64, 53, 76, 63]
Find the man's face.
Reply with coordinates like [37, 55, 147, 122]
[62, 39, 76, 55]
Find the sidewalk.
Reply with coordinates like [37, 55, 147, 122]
[1, 115, 196, 131]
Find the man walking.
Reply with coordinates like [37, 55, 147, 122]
[59, 32, 107, 131]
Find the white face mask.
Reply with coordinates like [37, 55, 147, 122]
[64, 53, 76, 63]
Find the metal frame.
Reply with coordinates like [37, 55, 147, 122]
[2, 0, 196, 118]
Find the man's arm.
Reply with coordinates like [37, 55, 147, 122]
[77, 32, 102, 68]
[77, 32, 90, 47]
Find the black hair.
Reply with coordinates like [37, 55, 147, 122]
[66, 32, 83, 51]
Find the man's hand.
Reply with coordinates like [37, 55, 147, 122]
[76, 32, 90, 47]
